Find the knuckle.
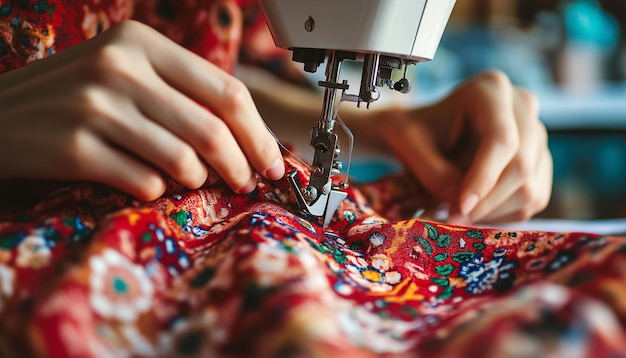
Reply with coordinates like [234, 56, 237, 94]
[74, 87, 104, 114]
[477, 182, 497, 201]
[511, 155, 532, 180]
[518, 184, 535, 205]
[512, 208, 533, 222]
[500, 128, 521, 152]
[87, 45, 122, 73]
[165, 144, 198, 178]
[516, 88, 539, 113]
[221, 79, 252, 108]
[81, 45, 134, 86]
[516, 184, 550, 219]
[476, 70, 512, 91]
[195, 121, 230, 154]
[114, 19, 144, 33]
[107, 20, 149, 43]
[64, 130, 94, 170]
[537, 122, 549, 147]
[493, 135, 519, 160]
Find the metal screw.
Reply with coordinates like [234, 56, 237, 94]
[305, 16, 315, 32]
[302, 185, 317, 201]
[312, 166, 324, 176]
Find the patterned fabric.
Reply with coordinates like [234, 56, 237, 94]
[2, 157, 626, 357]
[3, 1, 626, 357]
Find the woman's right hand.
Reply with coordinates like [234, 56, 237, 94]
[0, 20, 284, 201]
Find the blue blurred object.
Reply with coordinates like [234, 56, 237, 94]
[549, 131, 626, 219]
[560, 0, 619, 48]
[414, 25, 552, 92]
[349, 159, 401, 183]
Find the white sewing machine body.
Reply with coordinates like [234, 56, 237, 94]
[258, 0, 455, 62]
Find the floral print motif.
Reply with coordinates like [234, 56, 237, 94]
[89, 249, 154, 322]
[16, 232, 52, 268]
[458, 253, 517, 294]
[345, 254, 402, 292]
[368, 232, 386, 247]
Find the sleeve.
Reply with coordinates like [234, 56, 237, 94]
[0, 0, 133, 74]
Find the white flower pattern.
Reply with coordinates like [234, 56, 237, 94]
[89, 249, 154, 322]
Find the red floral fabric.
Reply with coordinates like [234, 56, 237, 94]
[2, 1, 626, 358]
[0, 0, 264, 73]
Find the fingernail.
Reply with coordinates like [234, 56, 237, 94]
[265, 158, 285, 180]
[237, 176, 257, 194]
[460, 193, 479, 215]
[448, 213, 470, 226]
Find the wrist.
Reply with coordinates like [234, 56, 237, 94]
[339, 106, 393, 144]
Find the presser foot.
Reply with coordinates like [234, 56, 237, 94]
[287, 170, 347, 228]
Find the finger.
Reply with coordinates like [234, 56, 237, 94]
[456, 80, 520, 216]
[99, 63, 256, 193]
[476, 148, 552, 224]
[467, 88, 543, 222]
[79, 134, 167, 201]
[455, 128, 519, 217]
[384, 118, 463, 202]
[91, 92, 210, 190]
[129, 23, 284, 181]
[467, 164, 524, 223]
[121, 71, 258, 193]
[512, 88, 543, 167]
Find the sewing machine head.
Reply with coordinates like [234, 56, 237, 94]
[258, 0, 456, 227]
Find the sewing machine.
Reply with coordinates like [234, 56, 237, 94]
[258, 0, 456, 227]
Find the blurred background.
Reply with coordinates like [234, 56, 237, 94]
[420, 0, 626, 220]
[356, 0, 626, 221]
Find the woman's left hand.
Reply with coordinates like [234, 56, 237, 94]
[362, 71, 553, 225]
